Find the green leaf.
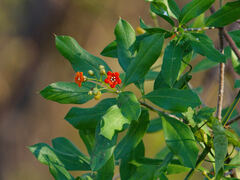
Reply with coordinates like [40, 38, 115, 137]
[100, 40, 118, 58]
[193, 58, 218, 73]
[100, 105, 130, 140]
[147, 117, 162, 133]
[29, 142, 90, 171]
[129, 165, 158, 180]
[115, 19, 136, 71]
[79, 129, 95, 156]
[213, 121, 228, 174]
[120, 141, 145, 180]
[117, 91, 141, 121]
[231, 49, 240, 75]
[96, 155, 114, 180]
[123, 33, 164, 86]
[166, 164, 190, 175]
[234, 80, 240, 88]
[229, 30, 240, 49]
[48, 162, 75, 180]
[162, 116, 199, 168]
[40, 82, 95, 104]
[65, 98, 117, 129]
[225, 152, 240, 170]
[154, 72, 170, 90]
[167, 0, 180, 19]
[161, 40, 184, 87]
[194, 106, 215, 124]
[225, 129, 240, 147]
[150, 2, 175, 26]
[206, 1, 240, 27]
[179, 0, 214, 24]
[55, 35, 111, 78]
[139, 18, 170, 35]
[90, 124, 117, 171]
[173, 72, 192, 89]
[114, 109, 149, 159]
[144, 88, 201, 112]
[188, 33, 226, 63]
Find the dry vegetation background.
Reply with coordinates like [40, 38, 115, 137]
[0, 0, 239, 179]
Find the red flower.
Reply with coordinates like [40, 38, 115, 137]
[75, 72, 84, 87]
[104, 71, 121, 88]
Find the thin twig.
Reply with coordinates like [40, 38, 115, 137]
[223, 29, 240, 60]
[226, 114, 240, 125]
[112, 174, 120, 180]
[139, 101, 181, 121]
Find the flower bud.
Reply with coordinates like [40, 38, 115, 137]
[94, 91, 102, 100]
[136, 27, 145, 35]
[99, 65, 105, 70]
[88, 90, 93, 95]
[83, 76, 87, 81]
[88, 70, 94, 76]
[100, 69, 106, 75]
[93, 87, 99, 95]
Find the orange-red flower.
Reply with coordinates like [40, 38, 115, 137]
[104, 71, 121, 88]
[75, 72, 84, 87]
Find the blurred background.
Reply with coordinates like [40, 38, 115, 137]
[0, 0, 239, 179]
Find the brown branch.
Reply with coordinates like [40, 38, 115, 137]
[139, 101, 181, 121]
[226, 114, 240, 125]
[223, 29, 240, 60]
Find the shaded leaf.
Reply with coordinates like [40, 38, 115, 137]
[91, 125, 117, 171]
[100, 40, 118, 58]
[29, 142, 90, 171]
[79, 129, 95, 156]
[123, 33, 164, 86]
[144, 88, 201, 112]
[96, 155, 114, 180]
[188, 33, 226, 63]
[229, 30, 240, 49]
[161, 40, 184, 87]
[48, 161, 75, 180]
[179, 0, 214, 24]
[55, 36, 111, 78]
[147, 117, 163, 133]
[213, 121, 228, 174]
[115, 19, 136, 71]
[192, 59, 218, 73]
[65, 98, 117, 129]
[117, 91, 141, 121]
[114, 109, 149, 159]
[40, 82, 95, 104]
[162, 116, 199, 168]
[206, 1, 240, 27]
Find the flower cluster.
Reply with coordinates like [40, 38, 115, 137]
[74, 65, 121, 100]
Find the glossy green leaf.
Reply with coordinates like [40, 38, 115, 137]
[213, 121, 228, 174]
[188, 33, 226, 63]
[161, 40, 184, 87]
[166, 164, 190, 175]
[96, 155, 114, 180]
[120, 141, 145, 180]
[147, 117, 162, 133]
[206, 1, 240, 27]
[150, 2, 175, 26]
[79, 129, 95, 156]
[48, 162, 75, 180]
[144, 88, 201, 112]
[55, 35, 111, 78]
[100, 40, 118, 58]
[229, 30, 240, 49]
[117, 91, 141, 121]
[173, 72, 192, 89]
[65, 98, 117, 129]
[193, 59, 218, 73]
[115, 19, 136, 71]
[154, 72, 170, 90]
[179, 0, 214, 24]
[225, 129, 240, 147]
[193, 106, 215, 124]
[167, 0, 180, 19]
[29, 142, 90, 171]
[123, 33, 164, 86]
[100, 105, 130, 140]
[90, 125, 117, 171]
[162, 116, 199, 168]
[40, 82, 95, 104]
[129, 165, 158, 180]
[145, 70, 159, 81]
[114, 109, 149, 159]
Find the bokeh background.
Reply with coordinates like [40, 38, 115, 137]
[0, 0, 239, 179]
